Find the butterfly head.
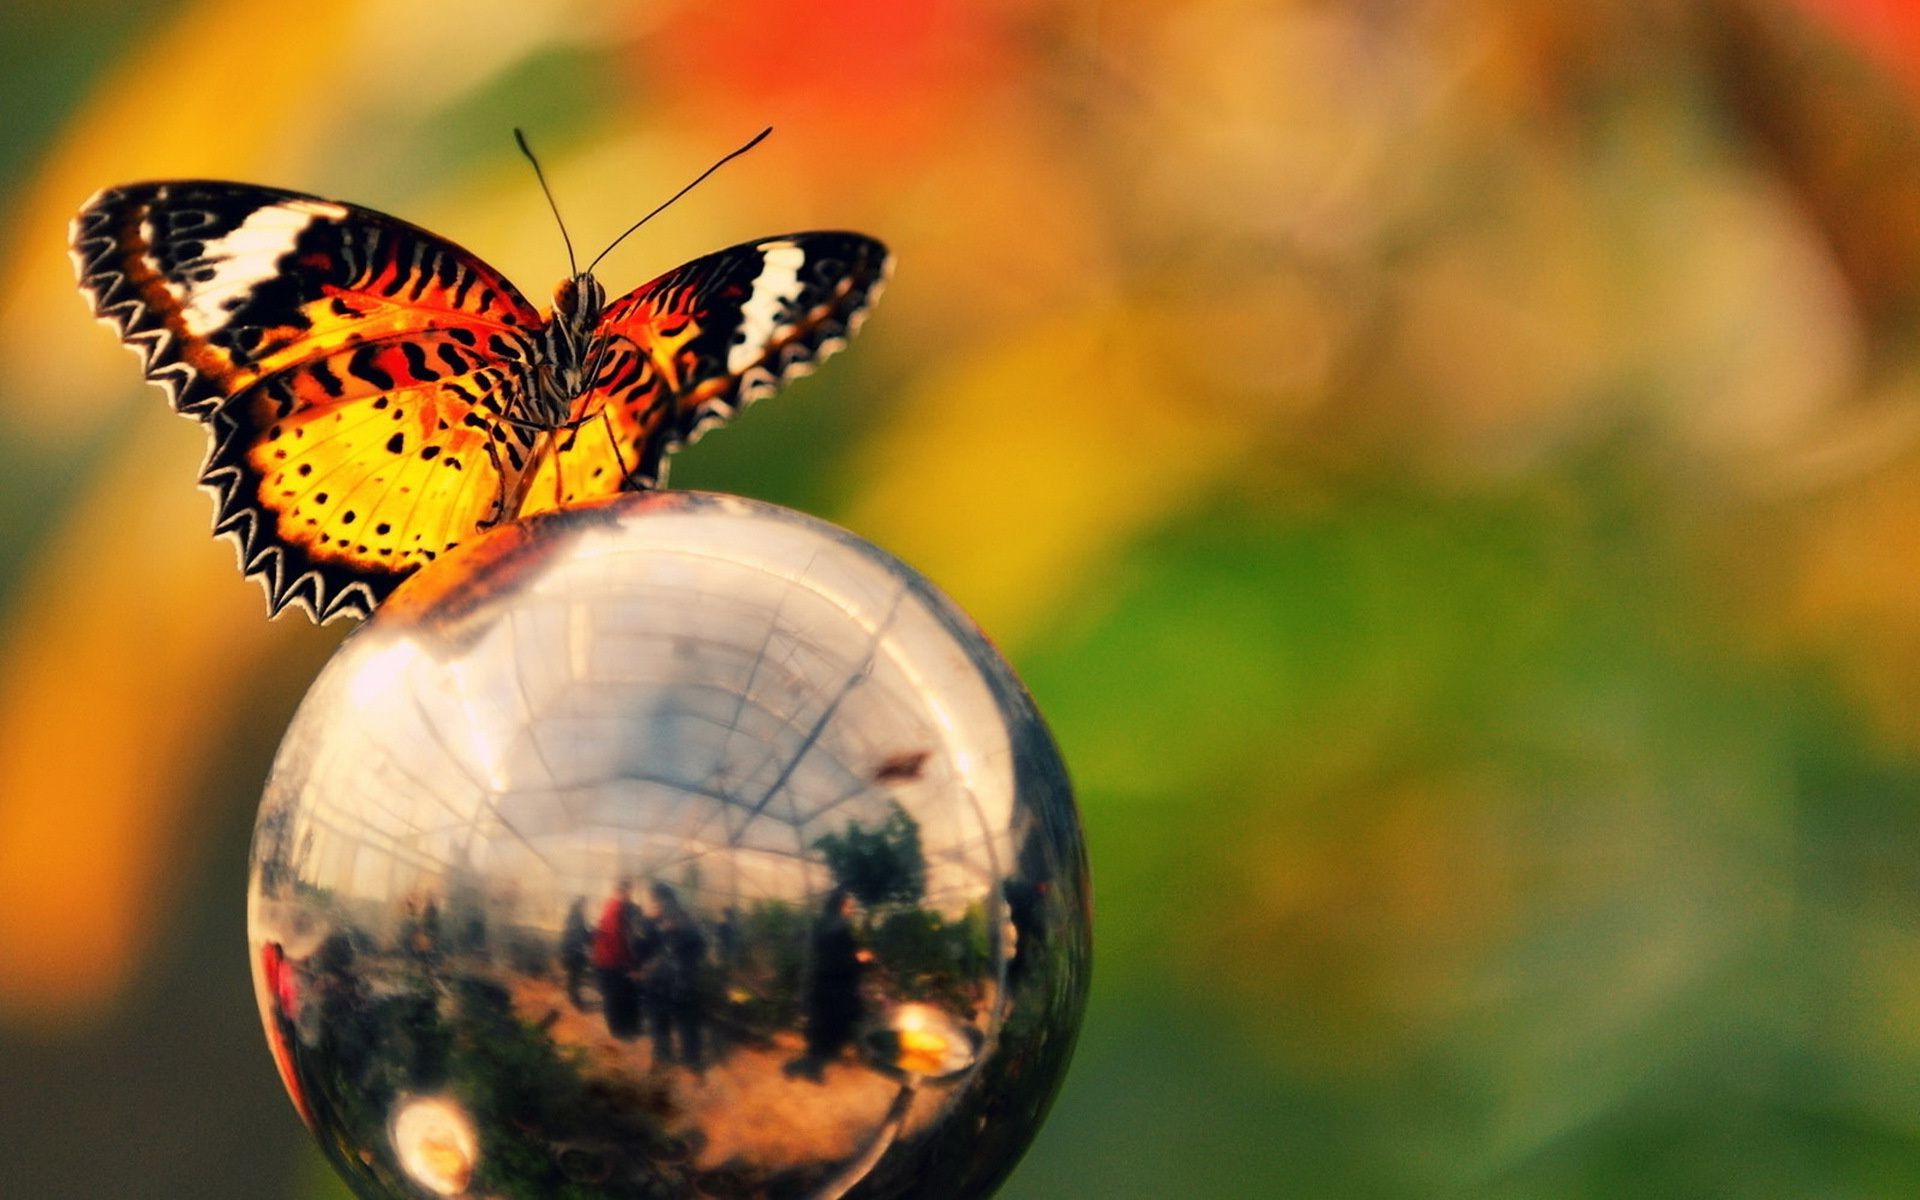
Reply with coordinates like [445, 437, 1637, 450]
[554, 273, 605, 330]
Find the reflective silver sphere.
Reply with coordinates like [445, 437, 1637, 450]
[246, 492, 1091, 1200]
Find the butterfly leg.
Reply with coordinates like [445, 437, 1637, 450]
[477, 432, 512, 529]
[550, 431, 568, 510]
[479, 390, 538, 529]
[598, 407, 638, 488]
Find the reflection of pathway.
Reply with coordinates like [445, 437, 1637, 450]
[503, 974, 950, 1175]
[681, 1042, 940, 1172]
[501, 974, 663, 1081]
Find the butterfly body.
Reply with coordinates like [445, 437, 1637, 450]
[536, 273, 608, 421]
[71, 180, 890, 622]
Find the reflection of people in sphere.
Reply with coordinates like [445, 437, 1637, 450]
[417, 897, 441, 961]
[258, 940, 316, 1127]
[716, 906, 741, 969]
[592, 881, 643, 1039]
[645, 882, 708, 1068]
[1003, 879, 1047, 989]
[560, 897, 591, 1010]
[312, 931, 374, 1086]
[785, 888, 868, 1082]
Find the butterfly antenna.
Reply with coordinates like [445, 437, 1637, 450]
[515, 127, 578, 277]
[586, 126, 773, 274]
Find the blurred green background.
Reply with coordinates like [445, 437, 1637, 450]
[7, 0, 1920, 1195]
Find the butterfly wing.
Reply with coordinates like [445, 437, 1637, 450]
[72, 181, 544, 621]
[517, 232, 891, 514]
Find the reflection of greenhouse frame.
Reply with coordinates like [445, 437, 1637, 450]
[814, 800, 929, 910]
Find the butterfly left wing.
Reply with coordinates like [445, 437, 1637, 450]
[71, 180, 545, 620]
[517, 232, 891, 514]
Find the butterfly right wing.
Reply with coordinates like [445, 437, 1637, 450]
[515, 232, 891, 514]
[72, 181, 545, 621]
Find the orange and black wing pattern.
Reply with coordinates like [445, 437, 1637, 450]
[72, 182, 544, 621]
[519, 233, 891, 514]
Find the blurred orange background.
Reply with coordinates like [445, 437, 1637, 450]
[8, 0, 1920, 1195]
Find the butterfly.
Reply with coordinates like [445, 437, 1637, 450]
[70, 168, 890, 622]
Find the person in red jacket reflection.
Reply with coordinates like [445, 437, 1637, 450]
[259, 940, 316, 1128]
[591, 880, 644, 1039]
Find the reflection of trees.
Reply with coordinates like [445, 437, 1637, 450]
[446, 978, 691, 1196]
[813, 802, 926, 910]
[301, 957, 697, 1198]
[809, 806, 999, 1011]
[870, 905, 990, 1010]
[732, 901, 807, 1031]
[718, 895, 994, 1039]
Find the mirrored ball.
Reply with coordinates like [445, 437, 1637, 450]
[247, 492, 1091, 1200]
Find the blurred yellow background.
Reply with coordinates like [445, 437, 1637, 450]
[7, 0, 1920, 1194]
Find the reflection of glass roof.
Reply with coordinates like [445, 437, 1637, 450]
[267, 503, 1020, 930]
